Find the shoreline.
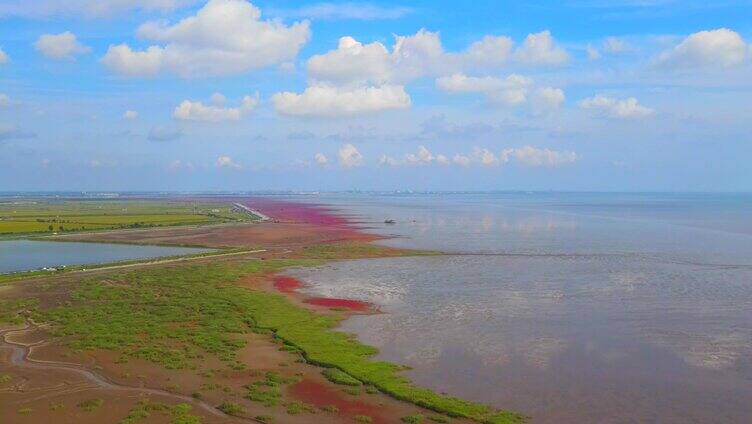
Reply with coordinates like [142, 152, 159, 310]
[0, 196, 523, 424]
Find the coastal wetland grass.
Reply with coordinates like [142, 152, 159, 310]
[77, 398, 104, 412]
[323, 367, 363, 386]
[0, 199, 255, 236]
[120, 400, 202, 424]
[12, 257, 523, 424]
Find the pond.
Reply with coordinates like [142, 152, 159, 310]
[0, 240, 212, 273]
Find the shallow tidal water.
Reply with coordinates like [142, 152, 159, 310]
[285, 193, 752, 423]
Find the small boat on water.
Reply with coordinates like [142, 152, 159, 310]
[384, 219, 396, 224]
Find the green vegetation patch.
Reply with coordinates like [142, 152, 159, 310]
[78, 398, 104, 412]
[286, 401, 317, 415]
[217, 401, 245, 416]
[0, 298, 37, 324]
[36, 259, 522, 424]
[322, 367, 362, 386]
[245, 371, 298, 407]
[120, 400, 201, 424]
[0, 199, 256, 236]
[39, 260, 313, 369]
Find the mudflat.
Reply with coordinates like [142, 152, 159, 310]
[0, 197, 518, 424]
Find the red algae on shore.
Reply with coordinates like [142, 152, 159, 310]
[289, 379, 388, 424]
[240, 198, 353, 227]
[303, 297, 371, 312]
[272, 275, 372, 312]
[272, 276, 304, 293]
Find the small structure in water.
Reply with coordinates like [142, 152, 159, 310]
[384, 219, 396, 224]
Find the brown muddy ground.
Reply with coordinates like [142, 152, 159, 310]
[52, 221, 379, 250]
[49, 197, 380, 250]
[1, 198, 466, 424]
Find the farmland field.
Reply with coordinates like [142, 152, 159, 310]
[0, 199, 256, 236]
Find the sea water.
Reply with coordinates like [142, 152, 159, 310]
[285, 193, 752, 423]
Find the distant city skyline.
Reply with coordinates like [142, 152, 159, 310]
[1, 0, 751, 191]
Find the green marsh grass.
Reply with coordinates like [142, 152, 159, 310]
[323, 367, 362, 386]
[35, 259, 523, 424]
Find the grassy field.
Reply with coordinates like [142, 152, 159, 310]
[0, 199, 255, 236]
[9, 257, 523, 424]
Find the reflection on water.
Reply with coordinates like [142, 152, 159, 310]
[0, 240, 211, 273]
[286, 193, 752, 423]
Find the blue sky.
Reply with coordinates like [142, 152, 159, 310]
[1, 0, 751, 192]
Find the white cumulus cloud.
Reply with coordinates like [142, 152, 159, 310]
[580, 95, 654, 119]
[476, 147, 501, 166]
[216, 155, 241, 169]
[531, 87, 566, 112]
[437, 73, 564, 110]
[655, 28, 748, 70]
[168, 159, 194, 172]
[102, 45, 164, 77]
[173, 94, 257, 122]
[307, 36, 392, 84]
[272, 84, 410, 117]
[464, 35, 514, 68]
[452, 154, 471, 167]
[514, 30, 569, 66]
[380, 145, 437, 167]
[102, 0, 311, 78]
[314, 152, 328, 165]
[586, 44, 600, 61]
[34, 31, 90, 60]
[210, 92, 226, 105]
[379, 145, 577, 169]
[307, 29, 558, 88]
[602, 37, 631, 54]
[436, 73, 533, 105]
[510, 146, 577, 167]
[338, 143, 363, 168]
[307, 29, 447, 85]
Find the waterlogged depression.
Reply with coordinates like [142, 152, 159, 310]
[284, 193, 752, 423]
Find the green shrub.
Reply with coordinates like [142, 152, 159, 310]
[78, 398, 104, 412]
[402, 414, 424, 423]
[323, 368, 362, 386]
[343, 387, 360, 396]
[38, 260, 523, 424]
[320, 404, 339, 413]
[286, 401, 316, 415]
[217, 401, 244, 416]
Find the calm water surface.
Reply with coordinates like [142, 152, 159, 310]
[0, 240, 210, 273]
[285, 193, 752, 423]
